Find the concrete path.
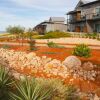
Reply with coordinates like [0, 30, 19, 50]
[35, 38, 100, 46]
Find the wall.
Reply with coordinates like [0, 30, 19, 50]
[81, 2, 100, 17]
[46, 23, 67, 32]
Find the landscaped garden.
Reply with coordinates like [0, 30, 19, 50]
[0, 26, 100, 100]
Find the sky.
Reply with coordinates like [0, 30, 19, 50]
[0, 0, 95, 31]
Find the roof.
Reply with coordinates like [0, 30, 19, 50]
[67, 0, 99, 15]
[49, 17, 65, 22]
[81, 0, 100, 7]
[67, 10, 81, 15]
[81, 0, 91, 4]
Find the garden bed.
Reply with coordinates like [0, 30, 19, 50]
[0, 47, 100, 99]
[1, 45, 99, 64]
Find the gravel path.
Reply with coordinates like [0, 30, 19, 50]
[0, 41, 100, 50]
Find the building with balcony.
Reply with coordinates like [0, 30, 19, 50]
[33, 17, 67, 35]
[67, 0, 100, 33]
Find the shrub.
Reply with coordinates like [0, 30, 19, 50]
[72, 44, 91, 58]
[10, 77, 53, 100]
[47, 41, 65, 48]
[39, 31, 71, 39]
[28, 40, 37, 51]
[47, 41, 58, 48]
[0, 66, 14, 100]
[65, 85, 80, 100]
[1, 44, 11, 49]
[37, 78, 80, 100]
[85, 33, 98, 39]
[36, 78, 67, 100]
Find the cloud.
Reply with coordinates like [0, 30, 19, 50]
[0, 10, 51, 31]
[0, 0, 79, 31]
[9, 0, 74, 12]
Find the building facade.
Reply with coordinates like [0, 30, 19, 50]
[33, 17, 67, 35]
[67, 0, 100, 33]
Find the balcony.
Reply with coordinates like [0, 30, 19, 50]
[86, 13, 100, 20]
[68, 13, 100, 23]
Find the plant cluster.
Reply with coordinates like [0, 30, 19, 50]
[47, 41, 65, 48]
[0, 66, 80, 100]
[72, 44, 91, 58]
[1, 44, 11, 49]
[39, 31, 71, 39]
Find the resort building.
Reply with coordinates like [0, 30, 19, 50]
[67, 0, 100, 33]
[33, 17, 67, 34]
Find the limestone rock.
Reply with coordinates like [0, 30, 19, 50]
[82, 62, 94, 71]
[63, 56, 81, 69]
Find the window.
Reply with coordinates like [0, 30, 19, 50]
[96, 7, 100, 14]
[95, 24, 100, 33]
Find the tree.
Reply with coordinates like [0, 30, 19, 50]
[6, 25, 25, 46]
[27, 28, 37, 51]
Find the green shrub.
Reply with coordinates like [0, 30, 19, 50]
[37, 78, 80, 100]
[36, 78, 67, 100]
[65, 85, 80, 100]
[47, 41, 65, 48]
[85, 33, 98, 39]
[1, 44, 11, 49]
[10, 77, 53, 100]
[0, 66, 14, 100]
[47, 41, 58, 48]
[72, 44, 91, 58]
[28, 40, 37, 51]
[39, 31, 71, 39]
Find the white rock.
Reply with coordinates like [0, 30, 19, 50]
[63, 56, 81, 69]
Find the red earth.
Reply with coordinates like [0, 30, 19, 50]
[0, 45, 100, 96]
[3, 45, 100, 64]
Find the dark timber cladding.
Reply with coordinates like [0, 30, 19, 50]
[67, 0, 100, 33]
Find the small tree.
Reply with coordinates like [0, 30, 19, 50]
[6, 25, 25, 46]
[27, 28, 36, 51]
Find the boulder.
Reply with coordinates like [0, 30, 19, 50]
[82, 62, 94, 71]
[63, 56, 81, 69]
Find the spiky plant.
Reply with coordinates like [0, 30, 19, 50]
[10, 77, 53, 100]
[0, 66, 14, 100]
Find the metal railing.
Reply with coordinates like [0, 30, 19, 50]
[68, 13, 100, 23]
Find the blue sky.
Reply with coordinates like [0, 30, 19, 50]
[0, 0, 93, 31]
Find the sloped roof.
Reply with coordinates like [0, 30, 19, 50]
[81, 0, 100, 6]
[75, 0, 98, 9]
[81, 0, 91, 4]
[49, 17, 65, 22]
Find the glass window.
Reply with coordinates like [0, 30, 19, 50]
[95, 24, 100, 33]
[96, 7, 100, 14]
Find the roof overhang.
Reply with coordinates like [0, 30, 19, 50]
[67, 10, 81, 15]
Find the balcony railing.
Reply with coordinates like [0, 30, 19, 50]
[68, 13, 100, 23]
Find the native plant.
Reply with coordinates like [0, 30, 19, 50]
[27, 28, 37, 51]
[0, 66, 14, 100]
[6, 25, 25, 46]
[65, 85, 80, 100]
[39, 31, 71, 39]
[10, 77, 53, 100]
[47, 41, 65, 48]
[72, 44, 91, 58]
[1, 44, 11, 49]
